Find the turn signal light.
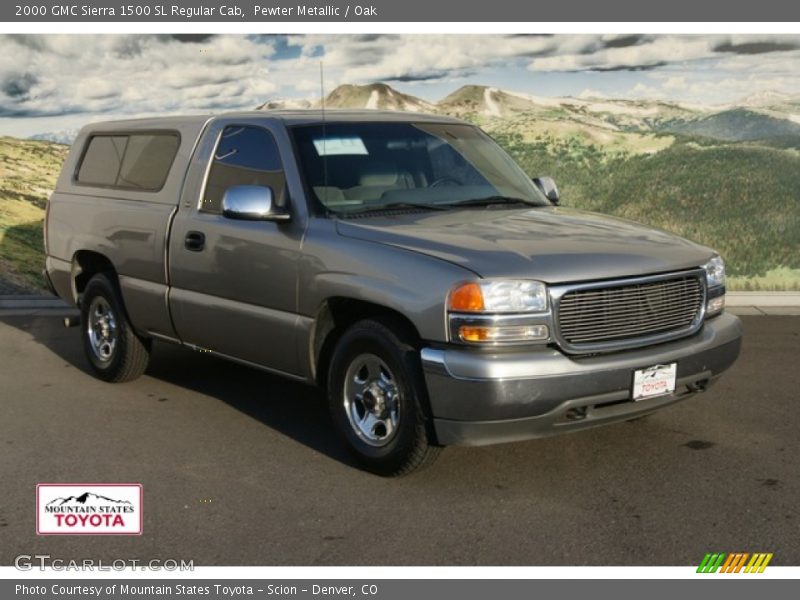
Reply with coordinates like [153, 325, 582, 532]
[706, 295, 725, 316]
[459, 324, 549, 344]
[448, 283, 485, 312]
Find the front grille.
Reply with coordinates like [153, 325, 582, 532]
[555, 272, 705, 352]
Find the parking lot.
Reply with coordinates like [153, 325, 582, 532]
[0, 313, 797, 566]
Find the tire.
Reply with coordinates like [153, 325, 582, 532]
[326, 317, 441, 476]
[80, 273, 151, 383]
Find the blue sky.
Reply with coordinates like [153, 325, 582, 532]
[3, 34, 800, 138]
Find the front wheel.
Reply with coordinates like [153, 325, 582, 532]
[327, 318, 441, 476]
[80, 273, 151, 383]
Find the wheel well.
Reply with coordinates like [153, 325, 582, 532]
[72, 251, 116, 304]
[312, 298, 421, 387]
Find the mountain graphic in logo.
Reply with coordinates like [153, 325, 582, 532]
[46, 492, 133, 507]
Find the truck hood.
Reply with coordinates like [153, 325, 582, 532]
[335, 206, 714, 283]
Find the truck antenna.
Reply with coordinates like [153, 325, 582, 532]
[320, 61, 329, 203]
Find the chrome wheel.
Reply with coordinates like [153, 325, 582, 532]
[86, 296, 118, 363]
[343, 353, 400, 447]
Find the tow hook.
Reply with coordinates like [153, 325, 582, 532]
[687, 379, 710, 393]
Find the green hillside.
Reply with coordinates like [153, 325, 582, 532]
[1, 127, 798, 292]
[664, 108, 800, 141]
[0, 136, 67, 292]
[496, 131, 800, 289]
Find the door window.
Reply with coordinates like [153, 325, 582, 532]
[201, 125, 286, 214]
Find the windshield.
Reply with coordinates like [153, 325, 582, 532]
[290, 122, 549, 213]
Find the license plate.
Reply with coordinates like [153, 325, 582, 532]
[632, 363, 677, 400]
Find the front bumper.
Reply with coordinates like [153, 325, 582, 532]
[421, 312, 742, 446]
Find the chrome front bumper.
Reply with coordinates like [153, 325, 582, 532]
[421, 312, 742, 446]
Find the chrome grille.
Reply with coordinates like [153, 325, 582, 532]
[555, 272, 705, 352]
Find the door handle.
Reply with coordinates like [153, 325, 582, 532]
[184, 231, 205, 252]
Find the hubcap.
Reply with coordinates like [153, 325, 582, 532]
[86, 296, 118, 363]
[343, 353, 400, 447]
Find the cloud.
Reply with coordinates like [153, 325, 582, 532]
[662, 76, 688, 91]
[385, 71, 452, 83]
[285, 34, 593, 86]
[4, 33, 800, 134]
[169, 34, 215, 44]
[0, 34, 278, 117]
[714, 40, 799, 54]
[601, 35, 646, 49]
[1, 72, 37, 98]
[630, 82, 663, 99]
[577, 89, 609, 99]
[529, 37, 715, 72]
[529, 35, 800, 73]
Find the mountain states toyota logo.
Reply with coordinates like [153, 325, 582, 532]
[36, 484, 142, 535]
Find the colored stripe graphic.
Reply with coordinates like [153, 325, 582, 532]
[745, 553, 773, 573]
[697, 552, 773, 573]
[720, 553, 736, 572]
[697, 553, 727, 573]
[697, 553, 713, 573]
[723, 553, 749, 573]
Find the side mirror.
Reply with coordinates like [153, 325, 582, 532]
[221, 185, 290, 222]
[533, 177, 560, 205]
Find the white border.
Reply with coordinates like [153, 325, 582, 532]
[2, 22, 800, 34]
[2, 566, 800, 579]
[2, 18, 799, 580]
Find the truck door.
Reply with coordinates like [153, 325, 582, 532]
[168, 120, 306, 377]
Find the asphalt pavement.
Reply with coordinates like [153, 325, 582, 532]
[0, 313, 797, 566]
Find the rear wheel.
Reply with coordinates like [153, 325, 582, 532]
[327, 318, 441, 476]
[80, 273, 150, 383]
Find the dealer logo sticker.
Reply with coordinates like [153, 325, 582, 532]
[36, 484, 142, 535]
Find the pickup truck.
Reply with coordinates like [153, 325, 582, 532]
[45, 110, 742, 475]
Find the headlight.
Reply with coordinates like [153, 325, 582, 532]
[703, 255, 726, 317]
[448, 280, 548, 313]
[703, 255, 726, 288]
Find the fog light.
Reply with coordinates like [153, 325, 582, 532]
[564, 407, 588, 421]
[706, 295, 725, 316]
[459, 324, 549, 343]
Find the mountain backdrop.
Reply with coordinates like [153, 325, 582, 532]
[262, 82, 800, 140]
[1, 82, 798, 291]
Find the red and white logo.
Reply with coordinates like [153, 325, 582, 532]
[36, 484, 142, 535]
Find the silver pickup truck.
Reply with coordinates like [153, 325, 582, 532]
[45, 110, 742, 475]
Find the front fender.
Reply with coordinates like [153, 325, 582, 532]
[299, 220, 475, 342]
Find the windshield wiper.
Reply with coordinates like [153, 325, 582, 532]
[442, 196, 536, 208]
[342, 201, 451, 215]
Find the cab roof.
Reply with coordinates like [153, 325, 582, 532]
[80, 109, 466, 135]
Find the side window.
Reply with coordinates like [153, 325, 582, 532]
[201, 125, 286, 214]
[76, 136, 128, 186]
[76, 133, 179, 191]
[117, 134, 180, 190]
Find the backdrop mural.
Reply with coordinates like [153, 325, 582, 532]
[1, 34, 799, 291]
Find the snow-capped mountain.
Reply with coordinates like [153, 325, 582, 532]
[320, 83, 435, 112]
[256, 98, 315, 111]
[738, 90, 799, 108]
[28, 83, 800, 146]
[29, 130, 78, 145]
[47, 492, 133, 507]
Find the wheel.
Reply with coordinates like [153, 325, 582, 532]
[80, 273, 150, 383]
[327, 318, 441, 476]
